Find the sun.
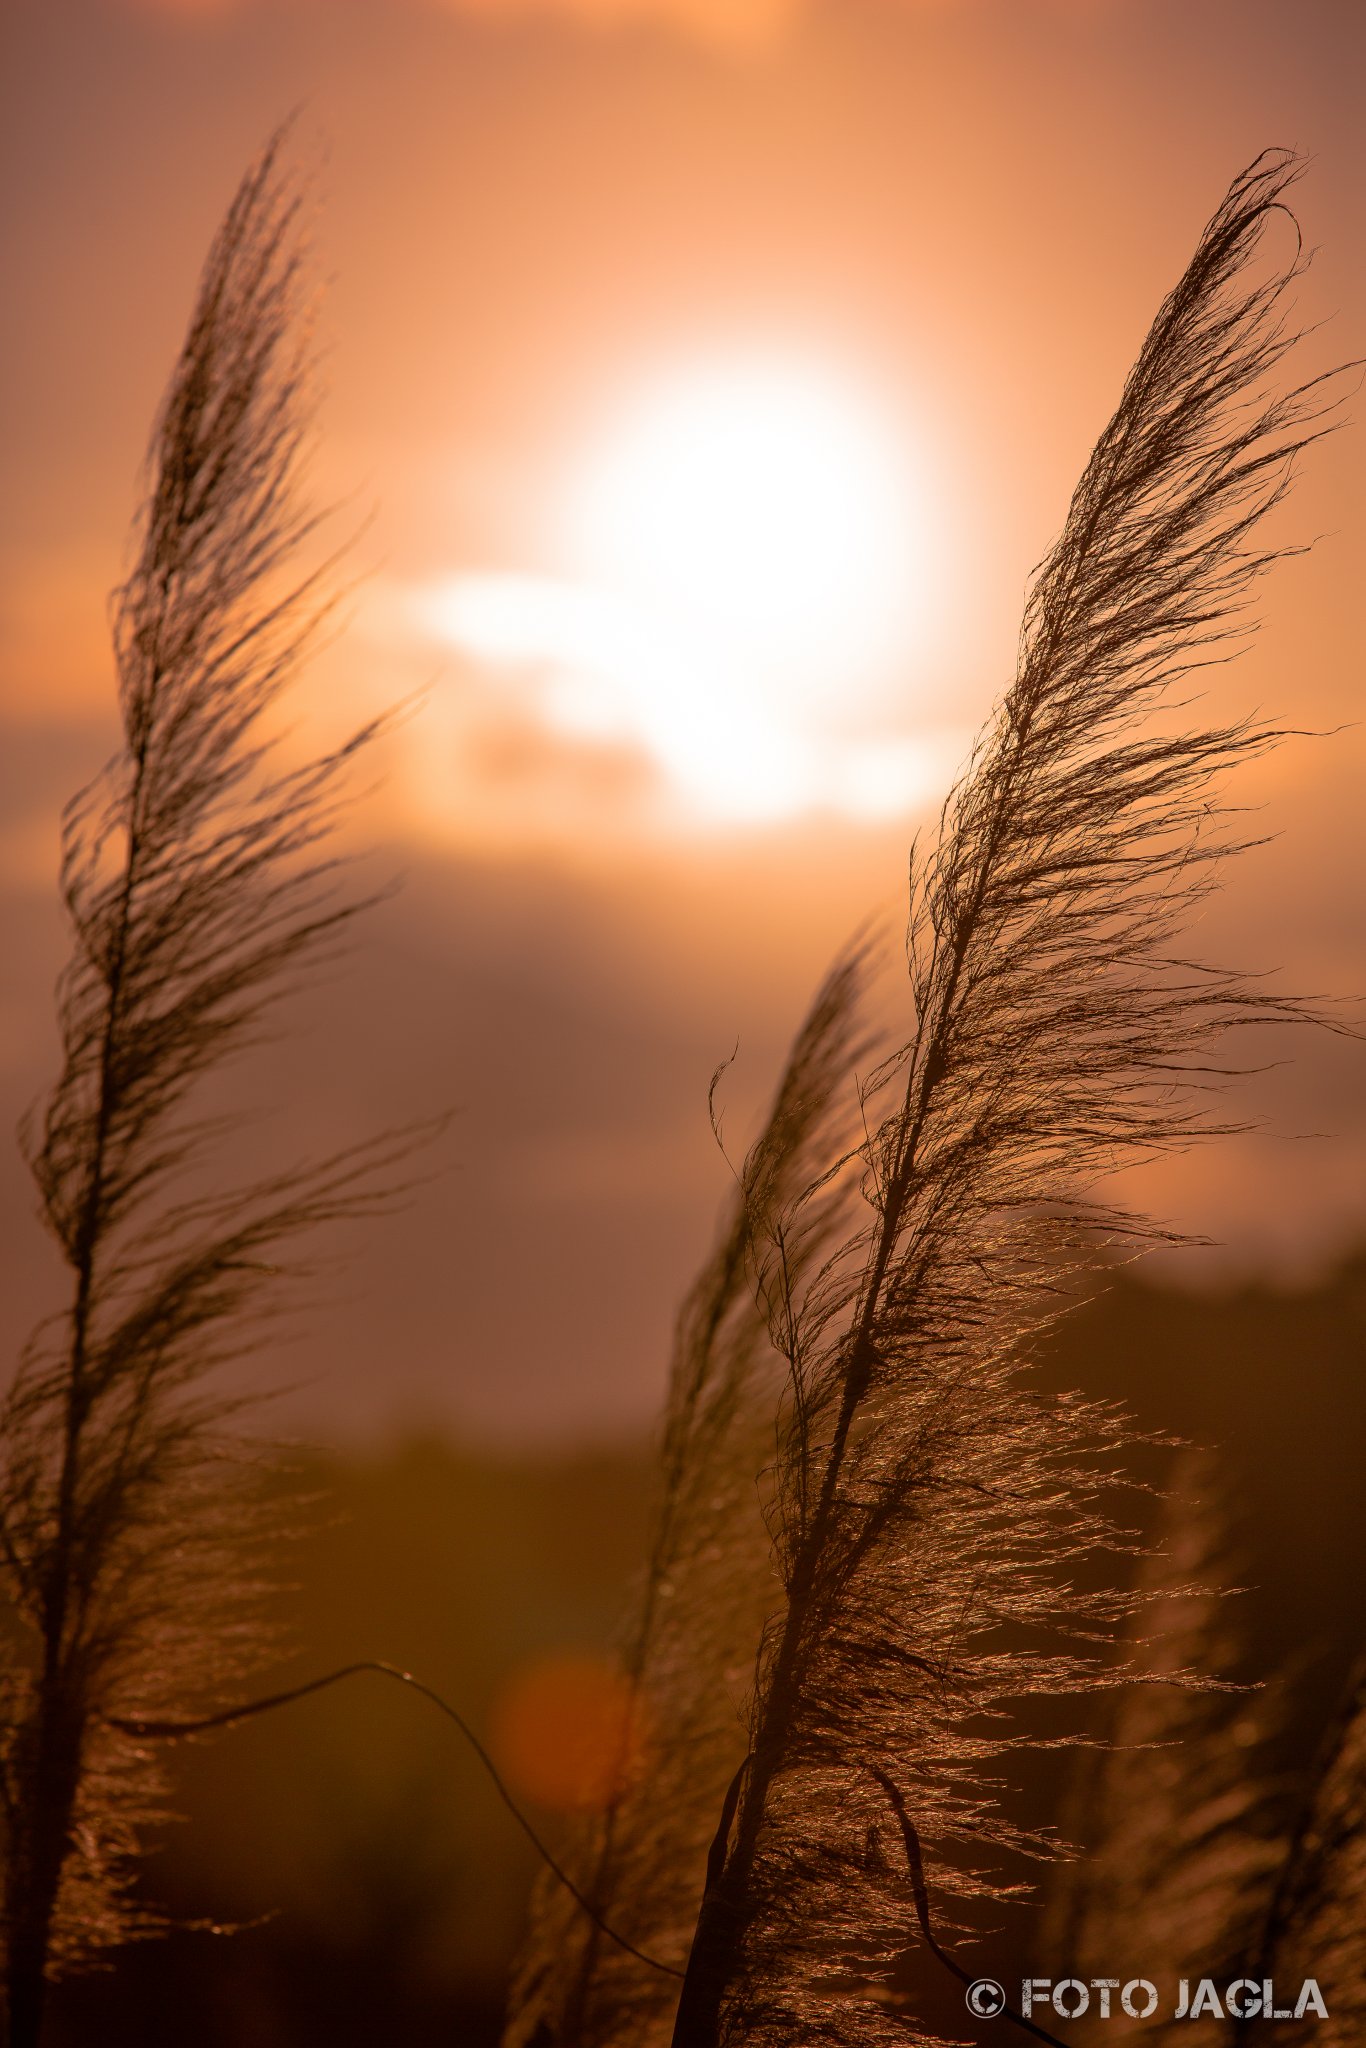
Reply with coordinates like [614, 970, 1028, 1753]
[565, 355, 921, 703]
[417, 349, 947, 826]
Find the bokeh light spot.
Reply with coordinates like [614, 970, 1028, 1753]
[489, 1651, 645, 1813]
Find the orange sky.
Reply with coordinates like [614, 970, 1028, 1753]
[1, 0, 1363, 1442]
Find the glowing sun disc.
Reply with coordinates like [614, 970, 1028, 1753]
[565, 354, 924, 697]
[413, 351, 950, 830]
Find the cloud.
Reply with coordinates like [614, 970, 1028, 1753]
[118, 0, 968, 51]
[122, 0, 249, 17]
[405, 571, 961, 828]
[429, 0, 802, 49]
[119, 0, 1125, 49]
[119, 0, 801, 40]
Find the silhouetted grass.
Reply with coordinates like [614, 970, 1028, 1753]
[0, 133, 407, 2047]
[504, 151, 1355, 2048]
[1042, 1452, 1282, 2042]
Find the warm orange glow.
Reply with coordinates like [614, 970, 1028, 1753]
[489, 1651, 645, 1812]
[415, 353, 947, 826]
[437, 0, 799, 48]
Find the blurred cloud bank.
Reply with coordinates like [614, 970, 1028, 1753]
[118, 0, 1101, 48]
[120, 0, 803, 41]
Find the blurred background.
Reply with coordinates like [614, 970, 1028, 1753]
[36, 1261, 1366, 2045]
[2, 0, 1363, 2039]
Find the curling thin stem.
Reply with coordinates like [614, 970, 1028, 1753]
[109, 1661, 684, 1980]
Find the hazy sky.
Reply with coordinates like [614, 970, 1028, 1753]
[2, 0, 1363, 1443]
